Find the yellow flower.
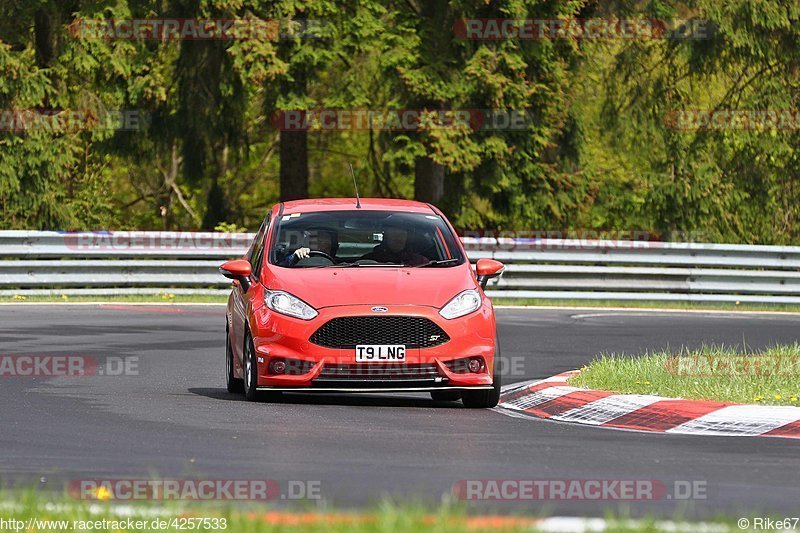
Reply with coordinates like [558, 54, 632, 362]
[161, 294, 167, 299]
[753, 396, 764, 402]
[643, 381, 651, 385]
[95, 486, 112, 500]
[169, 293, 175, 299]
[774, 394, 782, 400]
[61, 294, 68, 300]
[791, 397, 798, 403]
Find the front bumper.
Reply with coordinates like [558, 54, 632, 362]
[250, 301, 497, 391]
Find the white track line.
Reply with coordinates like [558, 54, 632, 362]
[667, 405, 800, 436]
[0, 302, 226, 306]
[495, 305, 800, 316]
[552, 394, 665, 425]
[502, 386, 580, 411]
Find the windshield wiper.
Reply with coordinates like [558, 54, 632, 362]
[414, 258, 461, 267]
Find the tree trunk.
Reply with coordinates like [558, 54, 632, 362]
[202, 176, 227, 229]
[414, 155, 444, 204]
[34, 5, 60, 68]
[279, 129, 309, 201]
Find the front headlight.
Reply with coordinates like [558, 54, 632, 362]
[439, 289, 482, 320]
[264, 289, 318, 320]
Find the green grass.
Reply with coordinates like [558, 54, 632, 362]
[0, 491, 746, 533]
[3, 294, 800, 313]
[0, 293, 228, 304]
[570, 344, 800, 406]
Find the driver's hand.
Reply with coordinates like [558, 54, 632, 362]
[294, 247, 311, 259]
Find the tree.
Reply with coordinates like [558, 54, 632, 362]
[383, 0, 583, 229]
[597, 0, 800, 243]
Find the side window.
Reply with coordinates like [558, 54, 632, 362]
[247, 219, 267, 265]
[250, 214, 271, 280]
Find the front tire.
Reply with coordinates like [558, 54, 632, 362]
[242, 332, 261, 401]
[226, 329, 243, 393]
[461, 365, 501, 409]
[242, 331, 281, 402]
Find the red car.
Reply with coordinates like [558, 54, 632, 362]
[220, 198, 505, 407]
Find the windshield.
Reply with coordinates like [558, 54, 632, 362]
[269, 210, 465, 268]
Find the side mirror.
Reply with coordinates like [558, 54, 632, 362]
[475, 258, 505, 289]
[219, 259, 252, 291]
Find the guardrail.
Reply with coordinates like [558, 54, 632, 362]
[2, 230, 800, 303]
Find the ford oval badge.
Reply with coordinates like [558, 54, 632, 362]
[371, 306, 388, 313]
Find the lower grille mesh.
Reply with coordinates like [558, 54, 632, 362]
[310, 316, 449, 349]
[317, 363, 441, 381]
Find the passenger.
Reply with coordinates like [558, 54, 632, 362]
[360, 221, 427, 266]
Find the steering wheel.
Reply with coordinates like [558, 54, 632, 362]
[308, 251, 336, 262]
[290, 250, 336, 266]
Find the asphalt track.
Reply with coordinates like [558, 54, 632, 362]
[1, 304, 800, 518]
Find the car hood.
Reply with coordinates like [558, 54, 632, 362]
[266, 266, 477, 309]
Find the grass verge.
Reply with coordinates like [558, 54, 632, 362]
[4, 294, 800, 313]
[570, 344, 800, 406]
[0, 492, 745, 533]
[0, 294, 228, 304]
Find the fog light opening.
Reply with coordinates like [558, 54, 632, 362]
[269, 359, 287, 375]
[467, 358, 483, 373]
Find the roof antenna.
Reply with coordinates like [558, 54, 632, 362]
[349, 163, 362, 208]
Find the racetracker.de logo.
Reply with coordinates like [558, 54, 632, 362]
[0, 355, 138, 377]
[664, 109, 800, 131]
[452, 479, 707, 500]
[272, 109, 533, 132]
[0, 109, 144, 133]
[68, 479, 322, 501]
[454, 18, 712, 40]
[61, 231, 251, 251]
[664, 354, 800, 377]
[68, 18, 324, 41]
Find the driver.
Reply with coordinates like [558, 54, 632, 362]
[281, 227, 339, 266]
[360, 219, 427, 266]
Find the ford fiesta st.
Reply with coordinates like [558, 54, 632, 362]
[220, 198, 505, 407]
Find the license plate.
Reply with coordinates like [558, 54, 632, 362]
[355, 345, 406, 362]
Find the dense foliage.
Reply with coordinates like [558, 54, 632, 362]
[0, 0, 797, 244]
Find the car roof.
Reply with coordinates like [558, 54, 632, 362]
[280, 198, 436, 215]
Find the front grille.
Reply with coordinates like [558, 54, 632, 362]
[316, 363, 442, 381]
[310, 316, 450, 349]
